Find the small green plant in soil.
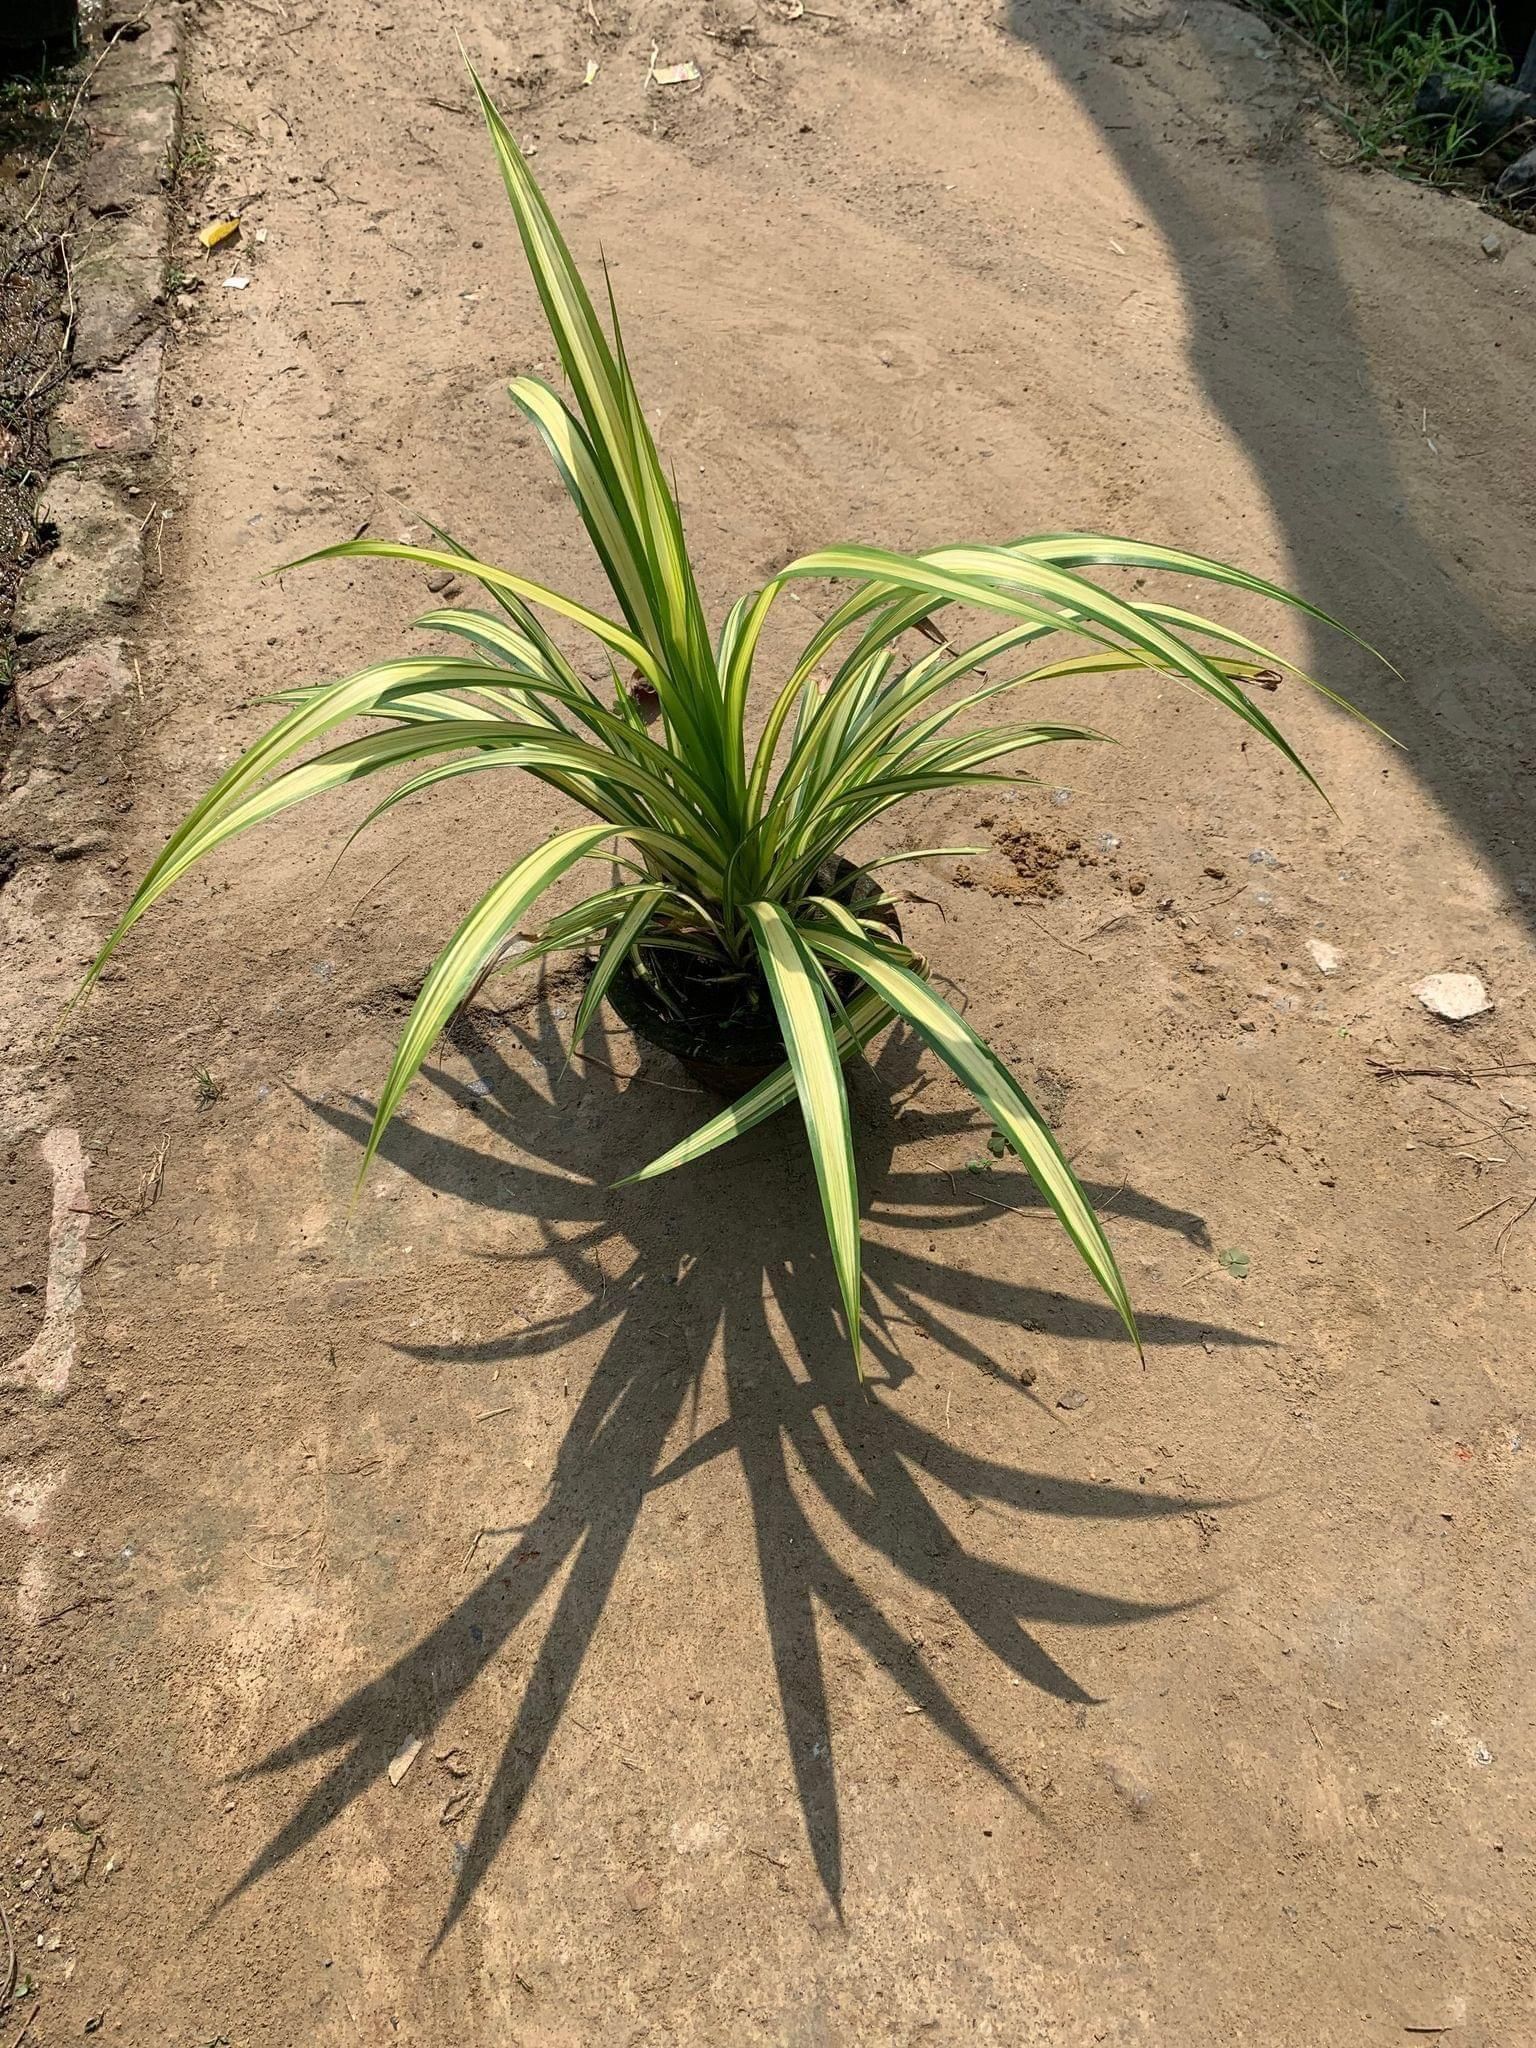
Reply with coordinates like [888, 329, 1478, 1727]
[80, 65, 1382, 1377]
[169, 124, 216, 184]
[1267, 0, 1514, 175]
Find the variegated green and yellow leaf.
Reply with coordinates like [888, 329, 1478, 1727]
[804, 924, 1141, 1354]
[618, 989, 892, 1185]
[745, 902, 864, 1372]
[362, 825, 618, 1178]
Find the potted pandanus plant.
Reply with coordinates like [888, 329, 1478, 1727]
[79, 67, 1380, 1377]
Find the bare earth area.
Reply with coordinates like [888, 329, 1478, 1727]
[3, 0, 1535, 2040]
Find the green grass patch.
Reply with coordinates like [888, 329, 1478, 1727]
[1267, 0, 1516, 178]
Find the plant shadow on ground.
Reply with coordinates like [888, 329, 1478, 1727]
[224, 994, 1265, 1948]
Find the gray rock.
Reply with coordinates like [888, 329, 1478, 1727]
[15, 478, 143, 646]
[50, 334, 164, 461]
[82, 85, 179, 216]
[71, 202, 169, 371]
[1415, 75, 1536, 154]
[52, 832, 113, 861]
[1494, 144, 1536, 206]
[15, 641, 134, 728]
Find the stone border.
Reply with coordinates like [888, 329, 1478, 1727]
[0, 5, 183, 1138]
[14, 10, 180, 665]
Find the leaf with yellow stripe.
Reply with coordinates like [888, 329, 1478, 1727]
[360, 826, 618, 1181]
[615, 989, 893, 1186]
[804, 923, 1141, 1355]
[744, 901, 865, 1373]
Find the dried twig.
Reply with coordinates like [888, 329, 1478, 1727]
[36, 1593, 112, 1627]
[1368, 1057, 1535, 1086]
[1017, 906, 1099, 963]
[1493, 1193, 1536, 1284]
[135, 1133, 169, 1214]
[1458, 1192, 1522, 1230]
[342, 851, 412, 922]
[569, 1047, 702, 1094]
[0, 1893, 15, 2013]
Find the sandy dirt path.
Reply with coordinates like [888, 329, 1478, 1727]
[3, 0, 1534, 2040]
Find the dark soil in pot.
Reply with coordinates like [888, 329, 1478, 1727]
[604, 859, 902, 1095]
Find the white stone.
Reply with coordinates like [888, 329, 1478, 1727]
[1306, 939, 1343, 976]
[1412, 973, 1491, 1022]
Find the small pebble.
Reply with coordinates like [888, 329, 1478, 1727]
[1306, 939, 1343, 976]
[1056, 1388, 1088, 1412]
[1101, 1758, 1154, 1815]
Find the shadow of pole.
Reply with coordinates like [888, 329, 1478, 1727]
[1005, 0, 1535, 920]
[223, 1002, 1253, 1945]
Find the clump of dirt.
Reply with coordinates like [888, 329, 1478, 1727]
[953, 821, 1099, 902]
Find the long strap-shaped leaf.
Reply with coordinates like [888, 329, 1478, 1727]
[466, 65, 721, 753]
[1013, 532, 1389, 668]
[82, 716, 550, 991]
[100, 657, 508, 913]
[416, 519, 604, 707]
[744, 902, 865, 1375]
[508, 376, 664, 653]
[569, 884, 666, 1052]
[280, 537, 668, 692]
[780, 543, 1322, 799]
[804, 925, 1141, 1355]
[360, 825, 618, 1180]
